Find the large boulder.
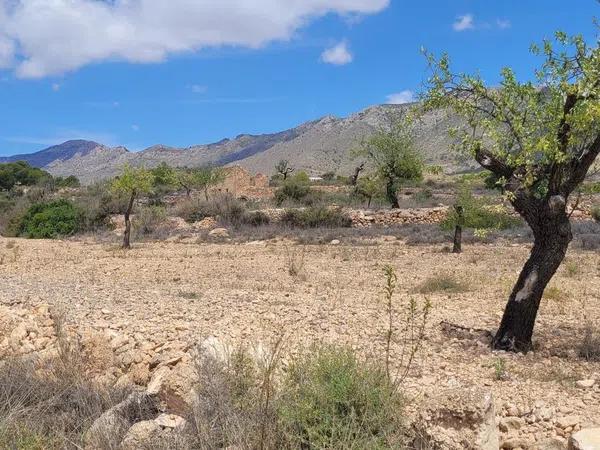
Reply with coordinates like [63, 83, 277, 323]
[84, 391, 157, 449]
[569, 429, 600, 450]
[414, 387, 499, 450]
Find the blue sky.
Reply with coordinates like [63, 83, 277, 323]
[0, 0, 598, 156]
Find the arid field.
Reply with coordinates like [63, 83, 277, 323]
[1, 235, 599, 448]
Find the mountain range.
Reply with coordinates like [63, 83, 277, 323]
[0, 104, 467, 184]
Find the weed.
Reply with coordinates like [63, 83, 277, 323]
[492, 358, 508, 381]
[416, 274, 468, 294]
[580, 323, 600, 361]
[543, 286, 567, 301]
[284, 245, 306, 278]
[179, 291, 201, 300]
[563, 260, 580, 277]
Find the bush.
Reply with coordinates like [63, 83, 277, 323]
[0, 161, 51, 191]
[134, 205, 167, 236]
[591, 206, 600, 222]
[278, 346, 406, 449]
[281, 207, 352, 228]
[416, 274, 468, 294]
[16, 199, 82, 238]
[441, 188, 521, 232]
[274, 179, 311, 206]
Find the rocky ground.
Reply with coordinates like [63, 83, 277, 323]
[0, 235, 599, 449]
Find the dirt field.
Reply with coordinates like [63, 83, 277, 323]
[1, 236, 599, 447]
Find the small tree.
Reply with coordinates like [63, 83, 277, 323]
[178, 167, 225, 200]
[441, 184, 519, 253]
[357, 113, 424, 208]
[424, 30, 600, 351]
[275, 159, 294, 180]
[349, 162, 365, 186]
[355, 175, 384, 208]
[111, 165, 154, 249]
[151, 162, 178, 189]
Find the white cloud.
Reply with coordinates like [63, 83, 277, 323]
[453, 14, 474, 32]
[496, 19, 511, 30]
[190, 84, 208, 94]
[0, 0, 389, 78]
[385, 90, 415, 105]
[321, 41, 353, 65]
[131, 124, 140, 132]
[51, 82, 61, 91]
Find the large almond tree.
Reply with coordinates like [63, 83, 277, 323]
[424, 30, 600, 352]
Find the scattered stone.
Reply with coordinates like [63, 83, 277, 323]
[330, 239, 341, 245]
[500, 416, 525, 432]
[575, 379, 596, 389]
[557, 416, 580, 430]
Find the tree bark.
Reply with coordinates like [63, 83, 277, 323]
[122, 191, 136, 249]
[452, 205, 463, 254]
[492, 212, 572, 352]
[386, 179, 400, 209]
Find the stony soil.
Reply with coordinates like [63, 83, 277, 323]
[0, 235, 599, 448]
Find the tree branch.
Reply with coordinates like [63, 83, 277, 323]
[562, 134, 600, 195]
[474, 146, 513, 178]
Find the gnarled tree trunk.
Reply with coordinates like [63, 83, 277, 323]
[492, 206, 572, 352]
[386, 179, 400, 209]
[122, 191, 136, 249]
[452, 205, 463, 254]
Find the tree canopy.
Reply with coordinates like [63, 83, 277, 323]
[357, 112, 424, 208]
[423, 29, 600, 351]
[0, 161, 51, 191]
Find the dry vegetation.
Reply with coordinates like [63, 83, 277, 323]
[0, 234, 599, 448]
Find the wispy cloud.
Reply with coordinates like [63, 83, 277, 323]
[453, 14, 474, 32]
[190, 84, 208, 94]
[84, 100, 120, 108]
[131, 124, 140, 132]
[385, 90, 415, 105]
[496, 19, 511, 29]
[4, 128, 118, 147]
[51, 82, 61, 92]
[181, 96, 287, 104]
[321, 41, 353, 65]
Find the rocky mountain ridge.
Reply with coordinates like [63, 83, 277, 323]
[3, 104, 467, 184]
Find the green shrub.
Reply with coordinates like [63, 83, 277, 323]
[591, 206, 600, 222]
[0, 161, 51, 191]
[17, 200, 82, 238]
[441, 188, 520, 232]
[278, 346, 405, 449]
[243, 211, 271, 227]
[53, 175, 81, 188]
[281, 207, 352, 228]
[580, 182, 600, 194]
[274, 179, 311, 206]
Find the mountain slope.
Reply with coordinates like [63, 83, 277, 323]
[14, 104, 469, 184]
[0, 140, 101, 167]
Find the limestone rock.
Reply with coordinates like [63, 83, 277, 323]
[120, 420, 162, 450]
[416, 387, 499, 450]
[569, 428, 600, 450]
[155, 413, 187, 430]
[575, 379, 596, 389]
